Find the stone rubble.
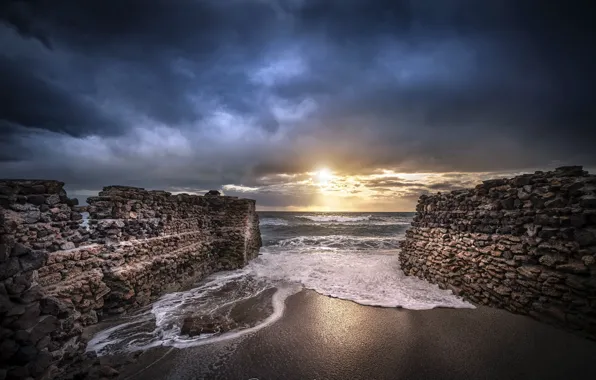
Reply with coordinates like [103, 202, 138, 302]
[0, 181, 261, 379]
[399, 166, 596, 339]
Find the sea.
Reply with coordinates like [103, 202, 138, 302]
[87, 212, 473, 355]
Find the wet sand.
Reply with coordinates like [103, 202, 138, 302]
[104, 290, 596, 380]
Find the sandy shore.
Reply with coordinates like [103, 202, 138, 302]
[101, 290, 596, 380]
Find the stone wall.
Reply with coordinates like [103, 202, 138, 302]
[399, 166, 596, 339]
[0, 181, 261, 379]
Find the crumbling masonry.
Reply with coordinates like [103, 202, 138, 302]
[0, 181, 261, 379]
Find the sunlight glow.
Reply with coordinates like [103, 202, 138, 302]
[316, 168, 333, 184]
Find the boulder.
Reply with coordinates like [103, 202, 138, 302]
[180, 315, 237, 336]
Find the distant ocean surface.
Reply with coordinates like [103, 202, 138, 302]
[88, 212, 473, 355]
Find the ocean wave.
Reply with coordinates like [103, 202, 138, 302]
[267, 234, 402, 251]
[259, 218, 289, 226]
[295, 215, 373, 222]
[259, 214, 413, 226]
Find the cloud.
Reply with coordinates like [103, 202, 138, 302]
[0, 0, 595, 209]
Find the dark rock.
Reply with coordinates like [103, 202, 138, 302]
[539, 253, 568, 267]
[205, 190, 221, 196]
[513, 176, 532, 187]
[36, 336, 51, 350]
[580, 195, 596, 208]
[40, 297, 69, 316]
[45, 194, 60, 206]
[0, 257, 21, 281]
[0, 339, 18, 362]
[6, 366, 29, 380]
[500, 197, 515, 210]
[0, 195, 10, 208]
[482, 179, 507, 189]
[13, 345, 38, 366]
[575, 229, 596, 247]
[530, 196, 545, 209]
[27, 351, 52, 378]
[544, 198, 567, 208]
[19, 250, 48, 272]
[26, 195, 46, 205]
[80, 310, 98, 326]
[494, 285, 512, 295]
[534, 214, 553, 226]
[582, 255, 595, 266]
[12, 303, 40, 330]
[13, 329, 31, 344]
[12, 243, 30, 257]
[32, 184, 47, 193]
[0, 185, 12, 195]
[29, 316, 59, 344]
[5, 302, 25, 316]
[554, 165, 584, 176]
[5, 275, 28, 295]
[570, 213, 587, 227]
[24, 210, 41, 224]
[181, 315, 236, 336]
[21, 284, 43, 304]
[99, 365, 119, 378]
[0, 244, 9, 262]
[556, 263, 589, 274]
[538, 228, 558, 239]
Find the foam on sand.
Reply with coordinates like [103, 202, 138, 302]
[87, 249, 472, 356]
[251, 250, 474, 310]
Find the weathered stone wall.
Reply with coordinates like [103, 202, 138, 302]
[399, 166, 596, 339]
[0, 181, 261, 379]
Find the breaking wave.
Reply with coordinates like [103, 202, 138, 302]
[295, 214, 373, 222]
[268, 235, 402, 251]
[259, 218, 289, 226]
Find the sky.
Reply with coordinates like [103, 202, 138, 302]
[0, 0, 595, 211]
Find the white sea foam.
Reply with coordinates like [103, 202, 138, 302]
[269, 235, 402, 251]
[284, 215, 413, 226]
[250, 251, 473, 310]
[295, 215, 373, 222]
[80, 212, 90, 231]
[86, 270, 302, 355]
[259, 218, 289, 226]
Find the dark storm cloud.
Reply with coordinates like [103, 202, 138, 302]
[0, 0, 283, 138]
[0, 57, 124, 137]
[1, 0, 595, 207]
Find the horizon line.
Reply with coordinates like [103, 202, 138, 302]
[255, 210, 416, 213]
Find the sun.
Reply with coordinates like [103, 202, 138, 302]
[316, 168, 333, 183]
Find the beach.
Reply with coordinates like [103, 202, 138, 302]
[103, 289, 596, 380]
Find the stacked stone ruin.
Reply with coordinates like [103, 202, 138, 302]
[400, 166, 596, 339]
[0, 181, 261, 379]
